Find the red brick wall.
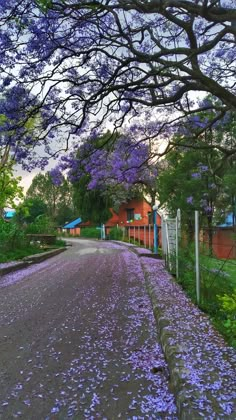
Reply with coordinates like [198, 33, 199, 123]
[116, 198, 152, 226]
[212, 228, 236, 259]
[201, 227, 236, 259]
[105, 199, 162, 248]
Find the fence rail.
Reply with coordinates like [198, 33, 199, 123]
[105, 224, 162, 250]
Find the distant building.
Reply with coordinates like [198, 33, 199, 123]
[3, 209, 16, 221]
[61, 217, 90, 236]
[60, 198, 161, 248]
[218, 212, 235, 227]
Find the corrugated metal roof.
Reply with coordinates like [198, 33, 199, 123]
[63, 217, 82, 229]
[218, 213, 234, 227]
[4, 210, 16, 218]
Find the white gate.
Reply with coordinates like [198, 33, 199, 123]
[162, 210, 181, 275]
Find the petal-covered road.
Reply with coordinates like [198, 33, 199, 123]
[0, 239, 177, 419]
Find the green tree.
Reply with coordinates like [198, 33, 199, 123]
[159, 108, 236, 245]
[0, 163, 23, 217]
[72, 175, 112, 225]
[157, 137, 224, 247]
[0, 101, 41, 216]
[26, 172, 75, 224]
[15, 197, 48, 225]
[63, 131, 157, 223]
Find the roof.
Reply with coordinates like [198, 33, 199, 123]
[63, 217, 82, 229]
[4, 210, 16, 219]
[218, 212, 234, 227]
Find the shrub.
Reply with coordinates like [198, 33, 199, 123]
[80, 227, 100, 238]
[26, 215, 56, 234]
[217, 289, 236, 347]
[109, 227, 124, 240]
[55, 239, 66, 247]
[171, 240, 236, 346]
[0, 219, 26, 252]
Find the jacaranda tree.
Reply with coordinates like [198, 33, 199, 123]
[0, 0, 235, 166]
[52, 131, 159, 205]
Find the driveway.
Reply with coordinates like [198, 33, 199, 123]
[0, 239, 177, 419]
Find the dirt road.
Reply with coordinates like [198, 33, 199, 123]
[0, 239, 177, 419]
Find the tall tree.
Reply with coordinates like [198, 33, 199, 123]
[72, 175, 113, 225]
[0, 0, 235, 167]
[0, 110, 24, 215]
[0, 87, 52, 214]
[52, 132, 158, 206]
[157, 110, 236, 247]
[26, 172, 75, 224]
[15, 197, 48, 225]
[0, 87, 53, 171]
[0, 164, 23, 216]
[51, 132, 157, 223]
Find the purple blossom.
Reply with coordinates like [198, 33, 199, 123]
[191, 172, 201, 179]
[198, 165, 208, 172]
[0, 0, 233, 174]
[52, 133, 157, 191]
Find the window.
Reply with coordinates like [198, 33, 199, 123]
[126, 208, 134, 221]
[148, 211, 153, 224]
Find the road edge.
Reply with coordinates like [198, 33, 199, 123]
[0, 248, 67, 276]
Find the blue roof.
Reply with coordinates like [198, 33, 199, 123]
[4, 210, 16, 219]
[63, 217, 82, 229]
[218, 212, 234, 227]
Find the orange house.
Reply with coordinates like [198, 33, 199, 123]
[60, 198, 161, 246]
[106, 198, 161, 229]
[104, 198, 162, 248]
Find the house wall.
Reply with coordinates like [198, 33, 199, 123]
[106, 208, 119, 226]
[105, 199, 162, 248]
[200, 227, 236, 259]
[211, 228, 236, 259]
[62, 199, 161, 241]
[117, 198, 151, 226]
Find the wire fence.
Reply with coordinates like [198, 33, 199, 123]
[160, 211, 236, 344]
[106, 215, 236, 346]
[105, 214, 236, 317]
[162, 211, 236, 345]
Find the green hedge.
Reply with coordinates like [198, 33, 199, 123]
[109, 227, 123, 240]
[0, 219, 26, 252]
[80, 227, 101, 238]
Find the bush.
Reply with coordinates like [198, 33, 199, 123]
[55, 239, 66, 247]
[80, 227, 100, 238]
[109, 227, 124, 240]
[0, 219, 26, 252]
[172, 241, 236, 346]
[217, 289, 236, 347]
[26, 215, 56, 235]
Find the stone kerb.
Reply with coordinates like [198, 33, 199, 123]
[0, 248, 66, 276]
[141, 257, 236, 419]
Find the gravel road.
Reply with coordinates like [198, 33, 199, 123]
[0, 239, 177, 419]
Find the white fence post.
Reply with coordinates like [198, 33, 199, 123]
[134, 226, 136, 244]
[148, 224, 151, 249]
[129, 227, 130, 243]
[176, 216, 179, 279]
[195, 210, 200, 304]
[144, 226, 146, 248]
[176, 209, 181, 279]
[161, 219, 167, 265]
[138, 226, 140, 245]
